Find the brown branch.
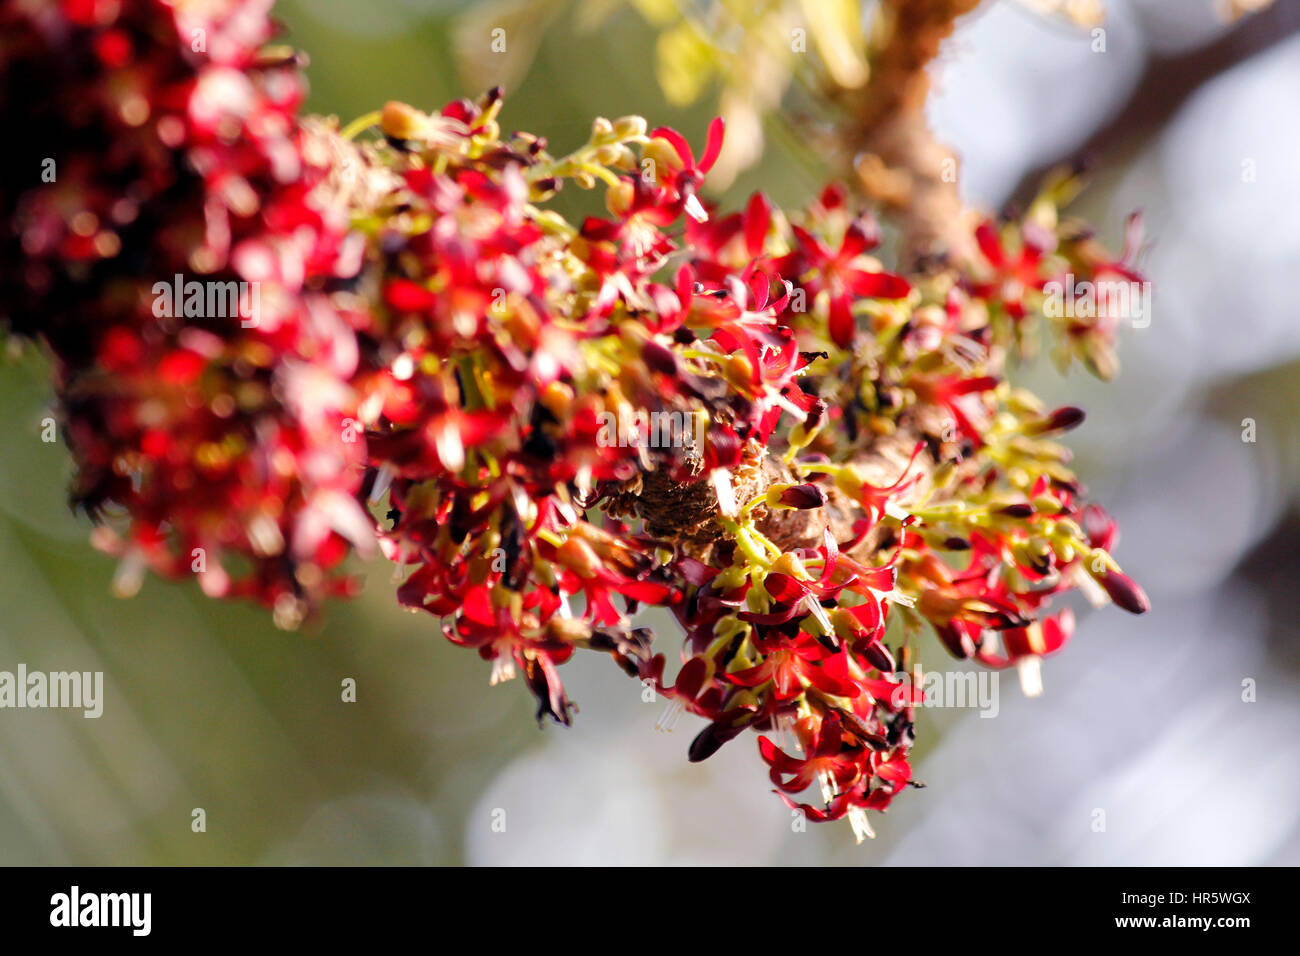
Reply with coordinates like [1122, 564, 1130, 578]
[834, 0, 983, 267]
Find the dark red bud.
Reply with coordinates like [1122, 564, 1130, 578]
[1030, 406, 1086, 435]
[998, 503, 1035, 518]
[689, 721, 740, 762]
[863, 641, 895, 673]
[935, 623, 976, 659]
[1048, 406, 1086, 431]
[778, 483, 828, 510]
[803, 397, 828, 430]
[1098, 569, 1150, 614]
[642, 340, 678, 376]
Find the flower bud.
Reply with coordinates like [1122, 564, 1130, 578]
[381, 100, 426, 142]
[769, 552, 811, 581]
[1026, 405, 1086, 436]
[556, 536, 602, 579]
[612, 115, 648, 139]
[863, 641, 895, 673]
[593, 143, 624, 165]
[1094, 566, 1150, 614]
[641, 339, 678, 376]
[767, 482, 827, 510]
[605, 179, 634, 217]
[643, 137, 682, 177]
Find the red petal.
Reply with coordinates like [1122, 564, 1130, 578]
[828, 294, 855, 349]
[647, 125, 694, 169]
[723, 663, 772, 688]
[975, 220, 1005, 267]
[384, 279, 435, 312]
[699, 116, 725, 173]
[744, 192, 771, 258]
[847, 270, 911, 299]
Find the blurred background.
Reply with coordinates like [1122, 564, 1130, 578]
[2, 0, 1298, 865]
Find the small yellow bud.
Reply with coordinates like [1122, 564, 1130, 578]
[769, 552, 810, 581]
[612, 115, 648, 139]
[605, 180, 634, 218]
[380, 101, 425, 141]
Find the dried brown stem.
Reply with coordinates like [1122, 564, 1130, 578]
[834, 0, 982, 267]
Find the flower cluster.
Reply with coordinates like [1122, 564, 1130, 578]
[329, 94, 1148, 837]
[2, 0, 1148, 839]
[0, 0, 375, 624]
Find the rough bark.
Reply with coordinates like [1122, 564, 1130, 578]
[834, 0, 982, 268]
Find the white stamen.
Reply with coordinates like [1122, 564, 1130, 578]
[434, 420, 465, 472]
[871, 586, 915, 609]
[803, 594, 834, 639]
[1072, 565, 1110, 608]
[884, 500, 911, 521]
[369, 464, 396, 504]
[711, 468, 737, 517]
[776, 713, 800, 753]
[111, 550, 147, 599]
[1017, 654, 1044, 698]
[817, 769, 838, 806]
[391, 542, 409, 582]
[772, 393, 808, 422]
[655, 698, 684, 733]
[248, 514, 285, 557]
[848, 807, 875, 843]
[357, 390, 384, 425]
[490, 654, 517, 685]
[553, 493, 578, 527]
[510, 481, 532, 521]
[684, 193, 708, 223]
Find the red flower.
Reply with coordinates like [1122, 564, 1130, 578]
[778, 218, 911, 348]
[723, 631, 859, 701]
[759, 713, 863, 794]
[646, 117, 725, 222]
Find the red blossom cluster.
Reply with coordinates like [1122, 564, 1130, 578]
[1, 0, 1149, 839]
[1, 0, 373, 623]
